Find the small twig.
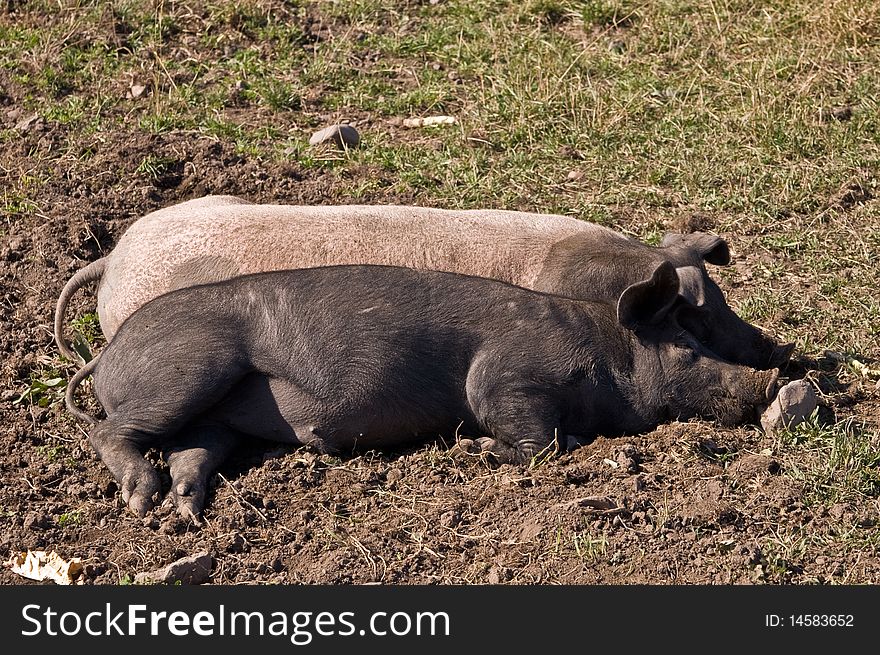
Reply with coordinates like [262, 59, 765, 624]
[216, 473, 268, 522]
[216, 473, 295, 534]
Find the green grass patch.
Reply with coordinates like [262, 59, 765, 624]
[778, 415, 880, 504]
[57, 511, 82, 528]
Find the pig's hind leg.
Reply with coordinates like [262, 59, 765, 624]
[91, 346, 253, 518]
[164, 422, 241, 520]
[88, 417, 164, 518]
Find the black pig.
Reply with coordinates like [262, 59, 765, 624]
[66, 263, 778, 519]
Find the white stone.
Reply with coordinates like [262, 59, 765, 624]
[134, 551, 212, 585]
[308, 124, 360, 148]
[760, 379, 818, 434]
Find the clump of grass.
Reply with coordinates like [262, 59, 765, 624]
[254, 78, 302, 111]
[67, 312, 103, 363]
[524, 0, 570, 25]
[36, 443, 68, 462]
[57, 511, 82, 528]
[571, 530, 608, 561]
[580, 0, 636, 27]
[135, 155, 177, 180]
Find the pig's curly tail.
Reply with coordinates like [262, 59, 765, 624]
[54, 257, 107, 363]
[64, 354, 101, 425]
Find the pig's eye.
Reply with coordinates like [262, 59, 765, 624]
[671, 340, 699, 361]
[673, 331, 695, 347]
[676, 306, 709, 336]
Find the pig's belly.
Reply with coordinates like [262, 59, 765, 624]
[212, 373, 477, 451]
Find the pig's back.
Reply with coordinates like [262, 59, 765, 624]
[96, 195, 617, 338]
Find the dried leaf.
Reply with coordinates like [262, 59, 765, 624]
[5, 550, 84, 585]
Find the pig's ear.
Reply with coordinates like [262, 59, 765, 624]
[661, 232, 731, 266]
[617, 261, 680, 330]
[674, 266, 706, 307]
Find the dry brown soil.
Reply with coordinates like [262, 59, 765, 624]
[1, 4, 878, 587]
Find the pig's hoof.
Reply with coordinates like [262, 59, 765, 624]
[121, 470, 161, 518]
[473, 438, 505, 465]
[449, 438, 479, 458]
[126, 488, 160, 518]
[516, 439, 556, 464]
[172, 481, 206, 521]
[475, 437, 497, 452]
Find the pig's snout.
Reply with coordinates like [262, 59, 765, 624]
[763, 368, 780, 403]
[714, 366, 780, 426]
[722, 366, 779, 406]
[769, 342, 795, 369]
[750, 367, 780, 423]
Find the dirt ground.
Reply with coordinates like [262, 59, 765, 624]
[2, 4, 879, 587]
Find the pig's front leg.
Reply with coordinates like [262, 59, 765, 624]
[164, 422, 241, 520]
[473, 393, 563, 464]
[466, 354, 565, 464]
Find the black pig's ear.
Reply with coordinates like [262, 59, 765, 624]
[661, 232, 731, 266]
[674, 266, 706, 307]
[617, 261, 680, 330]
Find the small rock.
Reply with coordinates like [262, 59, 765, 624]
[566, 170, 583, 181]
[579, 495, 617, 510]
[127, 83, 147, 99]
[160, 515, 187, 535]
[134, 552, 213, 585]
[226, 532, 247, 553]
[401, 115, 456, 128]
[440, 510, 460, 528]
[519, 521, 542, 541]
[23, 512, 52, 531]
[487, 564, 510, 584]
[704, 479, 724, 501]
[728, 453, 781, 478]
[228, 80, 247, 105]
[554, 495, 619, 513]
[828, 503, 850, 521]
[385, 467, 403, 485]
[616, 449, 639, 473]
[558, 145, 584, 160]
[308, 124, 360, 149]
[760, 379, 818, 435]
[14, 113, 42, 132]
